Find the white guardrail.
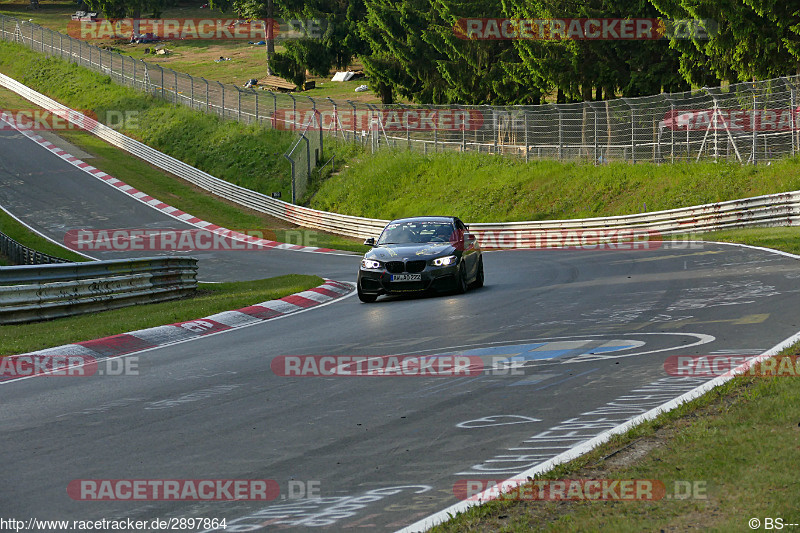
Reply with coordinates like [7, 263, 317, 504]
[1, 72, 799, 244]
[0, 257, 198, 324]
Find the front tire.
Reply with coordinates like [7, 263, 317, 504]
[470, 257, 484, 289]
[454, 262, 468, 294]
[358, 283, 378, 303]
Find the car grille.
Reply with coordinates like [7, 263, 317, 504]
[385, 261, 404, 274]
[406, 260, 426, 273]
[385, 260, 427, 273]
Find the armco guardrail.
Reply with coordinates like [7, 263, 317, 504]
[0, 74, 798, 243]
[0, 229, 71, 265]
[0, 256, 198, 324]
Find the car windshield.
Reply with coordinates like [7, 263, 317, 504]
[378, 221, 454, 245]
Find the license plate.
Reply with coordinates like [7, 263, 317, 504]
[391, 274, 422, 282]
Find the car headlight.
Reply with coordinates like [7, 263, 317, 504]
[432, 255, 457, 267]
[361, 258, 381, 269]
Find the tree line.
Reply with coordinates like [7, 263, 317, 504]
[84, 0, 800, 104]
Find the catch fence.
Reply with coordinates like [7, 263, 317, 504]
[2, 14, 800, 169]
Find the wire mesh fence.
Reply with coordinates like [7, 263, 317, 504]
[284, 111, 323, 203]
[2, 13, 800, 173]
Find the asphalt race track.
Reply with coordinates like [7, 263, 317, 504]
[2, 123, 800, 531]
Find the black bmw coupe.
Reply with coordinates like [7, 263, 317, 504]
[356, 216, 484, 303]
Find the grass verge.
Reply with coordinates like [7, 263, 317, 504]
[0, 274, 323, 355]
[432, 338, 800, 532]
[310, 149, 800, 223]
[695, 227, 800, 256]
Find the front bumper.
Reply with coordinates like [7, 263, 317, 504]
[357, 264, 460, 295]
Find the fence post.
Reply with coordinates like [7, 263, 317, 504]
[327, 97, 337, 137]
[462, 105, 467, 152]
[254, 89, 258, 123]
[201, 77, 208, 113]
[592, 105, 599, 164]
[621, 98, 635, 163]
[290, 93, 296, 131]
[788, 78, 796, 157]
[303, 135, 310, 201]
[432, 106, 438, 153]
[557, 105, 563, 161]
[174, 70, 178, 104]
[271, 91, 277, 127]
[218, 81, 225, 118]
[492, 109, 498, 154]
[237, 85, 242, 121]
[662, 95, 674, 163]
[284, 154, 295, 203]
[524, 109, 529, 162]
[348, 100, 357, 140]
[752, 90, 758, 165]
[190, 75, 194, 109]
[158, 64, 164, 100]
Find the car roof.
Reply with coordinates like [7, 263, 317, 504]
[388, 216, 457, 224]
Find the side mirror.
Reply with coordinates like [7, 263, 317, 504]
[464, 232, 477, 248]
[364, 237, 376, 246]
